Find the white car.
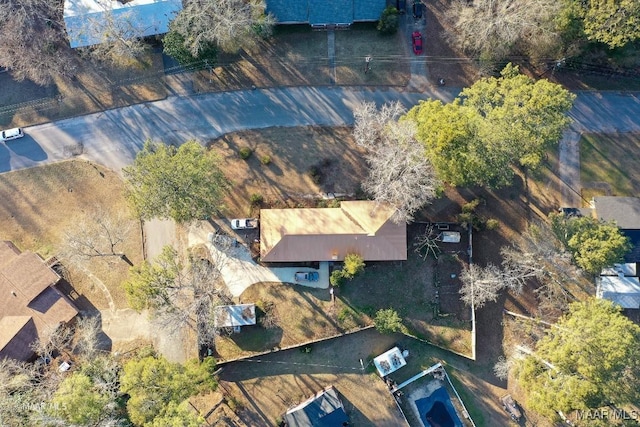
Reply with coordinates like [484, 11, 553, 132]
[1, 127, 24, 141]
[230, 218, 258, 230]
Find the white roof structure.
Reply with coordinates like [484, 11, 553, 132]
[373, 346, 407, 377]
[214, 304, 256, 328]
[597, 276, 640, 309]
[601, 263, 637, 277]
[63, 0, 183, 48]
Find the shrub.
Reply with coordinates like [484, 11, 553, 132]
[307, 166, 322, 184]
[377, 6, 399, 34]
[330, 269, 345, 287]
[249, 193, 263, 206]
[462, 198, 481, 214]
[486, 218, 500, 230]
[343, 253, 365, 279]
[239, 147, 252, 159]
[260, 155, 271, 165]
[374, 308, 403, 334]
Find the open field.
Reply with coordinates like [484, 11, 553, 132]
[209, 126, 368, 217]
[0, 160, 142, 309]
[580, 133, 640, 203]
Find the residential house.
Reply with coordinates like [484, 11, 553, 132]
[266, 0, 386, 27]
[597, 263, 640, 309]
[260, 201, 407, 263]
[591, 196, 640, 263]
[63, 0, 183, 48]
[0, 241, 78, 361]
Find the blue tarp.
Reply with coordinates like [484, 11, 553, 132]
[414, 387, 464, 427]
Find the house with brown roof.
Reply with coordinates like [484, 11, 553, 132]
[0, 241, 78, 361]
[260, 201, 407, 263]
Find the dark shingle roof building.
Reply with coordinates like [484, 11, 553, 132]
[267, 0, 386, 26]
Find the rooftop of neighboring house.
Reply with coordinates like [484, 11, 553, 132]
[266, 0, 385, 25]
[591, 196, 640, 230]
[63, 0, 183, 48]
[0, 241, 78, 361]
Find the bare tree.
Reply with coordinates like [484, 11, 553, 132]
[60, 207, 134, 265]
[445, 0, 564, 63]
[414, 224, 442, 260]
[353, 101, 441, 223]
[0, 0, 76, 85]
[75, 9, 149, 66]
[30, 323, 74, 361]
[169, 0, 275, 57]
[493, 355, 512, 380]
[459, 263, 504, 308]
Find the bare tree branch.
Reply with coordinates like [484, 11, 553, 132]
[459, 263, 504, 308]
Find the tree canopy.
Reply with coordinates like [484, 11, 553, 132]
[50, 373, 110, 425]
[405, 64, 575, 188]
[123, 140, 229, 223]
[353, 101, 440, 222]
[167, 0, 275, 58]
[551, 213, 631, 274]
[517, 298, 640, 418]
[120, 355, 216, 426]
[577, 0, 640, 49]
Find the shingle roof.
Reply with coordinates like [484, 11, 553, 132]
[260, 201, 407, 262]
[0, 241, 78, 361]
[266, 0, 385, 25]
[593, 197, 640, 230]
[284, 386, 349, 427]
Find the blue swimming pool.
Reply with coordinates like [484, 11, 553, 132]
[414, 386, 463, 427]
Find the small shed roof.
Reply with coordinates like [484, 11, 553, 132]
[284, 386, 349, 427]
[597, 276, 640, 309]
[214, 304, 256, 328]
[373, 346, 407, 377]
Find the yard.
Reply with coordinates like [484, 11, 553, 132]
[0, 160, 142, 310]
[217, 329, 511, 427]
[579, 133, 640, 203]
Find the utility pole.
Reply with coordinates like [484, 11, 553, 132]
[364, 56, 372, 74]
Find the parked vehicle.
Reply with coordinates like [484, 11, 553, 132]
[500, 395, 522, 421]
[1, 127, 24, 142]
[413, 1, 423, 19]
[412, 31, 423, 55]
[295, 272, 319, 282]
[230, 218, 258, 230]
[396, 0, 406, 13]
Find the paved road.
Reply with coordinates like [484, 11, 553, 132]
[0, 86, 455, 174]
[2, 89, 640, 176]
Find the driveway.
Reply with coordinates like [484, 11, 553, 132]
[187, 222, 329, 297]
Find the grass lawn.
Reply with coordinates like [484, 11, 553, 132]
[580, 133, 640, 203]
[214, 282, 371, 360]
[0, 160, 142, 309]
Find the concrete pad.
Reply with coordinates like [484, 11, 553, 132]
[187, 223, 329, 297]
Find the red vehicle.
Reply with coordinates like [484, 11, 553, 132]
[412, 31, 423, 55]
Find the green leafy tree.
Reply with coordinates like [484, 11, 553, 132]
[123, 140, 229, 223]
[577, 0, 640, 48]
[120, 355, 217, 426]
[374, 308, 403, 334]
[50, 373, 110, 425]
[342, 253, 365, 279]
[516, 298, 640, 418]
[377, 6, 399, 34]
[148, 401, 203, 427]
[123, 245, 182, 311]
[551, 213, 631, 274]
[162, 29, 217, 66]
[405, 64, 575, 188]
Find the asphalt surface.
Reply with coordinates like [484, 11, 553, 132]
[2, 88, 640, 177]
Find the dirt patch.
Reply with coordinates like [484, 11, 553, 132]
[0, 160, 142, 310]
[209, 126, 368, 217]
[423, 0, 481, 86]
